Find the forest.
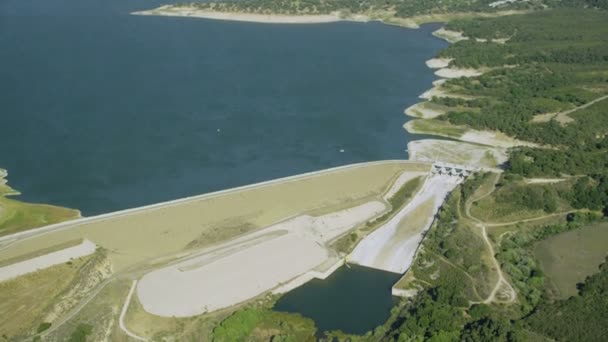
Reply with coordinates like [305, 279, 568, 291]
[388, 10, 608, 341]
[432, 10, 608, 213]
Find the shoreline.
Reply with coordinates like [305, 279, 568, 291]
[133, 6, 373, 24]
[405, 26, 539, 151]
[132, 5, 529, 30]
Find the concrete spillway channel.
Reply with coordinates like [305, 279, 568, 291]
[349, 173, 463, 274]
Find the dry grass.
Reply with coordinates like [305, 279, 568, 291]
[43, 278, 132, 342]
[470, 179, 572, 223]
[393, 268, 422, 292]
[0, 255, 90, 339]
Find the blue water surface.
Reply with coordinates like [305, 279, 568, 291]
[0, 0, 446, 214]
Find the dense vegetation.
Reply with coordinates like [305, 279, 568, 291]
[168, 0, 608, 23]
[420, 180, 495, 299]
[213, 308, 316, 341]
[384, 185, 605, 342]
[68, 324, 93, 342]
[497, 211, 602, 313]
[435, 11, 608, 181]
[377, 184, 605, 341]
[430, 9, 608, 214]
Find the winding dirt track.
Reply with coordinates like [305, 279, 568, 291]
[462, 174, 582, 304]
[119, 281, 147, 341]
[556, 94, 608, 123]
[462, 173, 517, 304]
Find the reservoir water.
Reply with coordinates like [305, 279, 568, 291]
[274, 265, 401, 335]
[0, 0, 447, 334]
[1, 0, 446, 215]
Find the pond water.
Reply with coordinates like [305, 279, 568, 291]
[274, 265, 401, 335]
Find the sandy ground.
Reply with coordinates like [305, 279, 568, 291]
[408, 139, 508, 169]
[404, 101, 447, 119]
[0, 239, 96, 282]
[420, 79, 447, 100]
[406, 120, 539, 148]
[349, 174, 462, 273]
[475, 37, 509, 44]
[136, 201, 385, 316]
[531, 112, 559, 123]
[425, 58, 452, 69]
[435, 67, 483, 78]
[460, 130, 539, 148]
[418, 79, 473, 100]
[432, 28, 469, 43]
[524, 178, 567, 184]
[133, 6, 370, 24]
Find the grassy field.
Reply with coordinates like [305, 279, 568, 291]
[213, 308, 316, 342]
[535, 222, 608, 299]
[404, 119, 467, 139]
[0, 161, 428, 272]
[0, 170, 80, 237]
[470, 177, 572, 223]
